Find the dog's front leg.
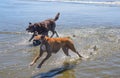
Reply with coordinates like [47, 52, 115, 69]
[30, 49, 44, 66]
[29, 33, 34, 42]
[37, 52, 51, 68]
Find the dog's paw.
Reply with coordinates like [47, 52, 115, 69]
[29, 40, 31, 42]
[29, 62, 34, 66]
[37, 65, 41, 68]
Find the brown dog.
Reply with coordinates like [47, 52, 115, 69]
[30, 35, 82, 68]
[26, 13, 60, 42]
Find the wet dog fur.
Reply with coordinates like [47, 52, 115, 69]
[26, 13, 60, 42]
[29, 35, 82, 68]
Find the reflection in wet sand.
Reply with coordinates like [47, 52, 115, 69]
[32, 58, 81, 78]
[57, 69, 75, 78]
[32, 65, 75, 78]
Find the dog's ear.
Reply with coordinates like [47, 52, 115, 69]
[29, 22, 32, 25]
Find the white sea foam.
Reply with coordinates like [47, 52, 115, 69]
[38, 0, 120, 6]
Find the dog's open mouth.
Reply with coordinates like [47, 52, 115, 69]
[26, 30, 31, 32]
[33, 40, 41, 46]
[26, 28, 34, 33]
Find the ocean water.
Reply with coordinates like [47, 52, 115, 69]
[0, 0, 120, 78]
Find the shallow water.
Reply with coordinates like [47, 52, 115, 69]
[0, 0, 120, 78]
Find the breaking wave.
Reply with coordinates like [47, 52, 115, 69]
[38, 0, 120, 6]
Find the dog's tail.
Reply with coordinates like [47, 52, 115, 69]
[54, 12, 60, 21]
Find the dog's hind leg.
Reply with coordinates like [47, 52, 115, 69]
[50, 31, 59, 37]
[62, 47, 71, 57]
[50, 31, 55, 38]
[55, 31, 59, 37]
[68, 44, 82, 58]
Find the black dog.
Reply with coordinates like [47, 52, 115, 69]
[26, 13, 60, 43]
